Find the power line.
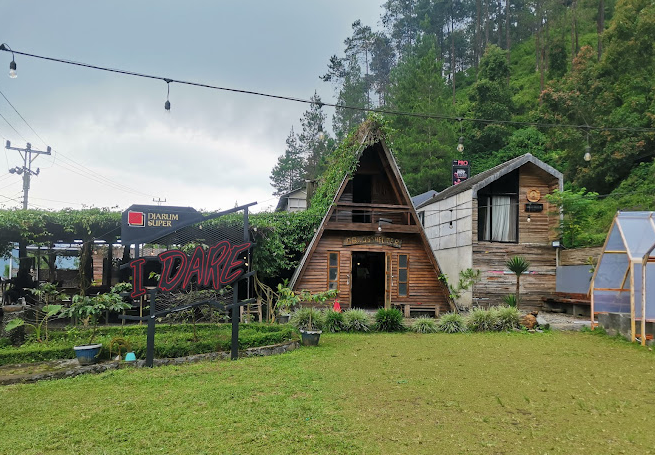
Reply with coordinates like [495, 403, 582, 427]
[2, 45, 654, 133]
[0, 88, 156, 198]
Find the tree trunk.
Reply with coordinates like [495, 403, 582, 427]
[597, 0, 604, 60]
[476, 0, 482, 70]
[516, 275, 521, 309]
[506, 0, 511, 59]
[497, 0, 503, 47]
[484, 0, 490, 49]
[451, 0, 456, 105]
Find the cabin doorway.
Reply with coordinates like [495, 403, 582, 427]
[351, 251, 385, 309]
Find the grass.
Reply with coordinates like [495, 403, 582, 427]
[2, 331, 655, 453]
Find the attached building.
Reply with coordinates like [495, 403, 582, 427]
[415, 153, 563, 310]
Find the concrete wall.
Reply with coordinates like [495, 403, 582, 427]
[420, 189, 474, 306]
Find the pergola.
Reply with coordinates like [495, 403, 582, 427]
[591, 211, 655, 345]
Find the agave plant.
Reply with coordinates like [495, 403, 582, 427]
[505, 256, 530, 309]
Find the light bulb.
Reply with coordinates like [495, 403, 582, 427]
[457, 136, 464, 153]
[377, 225, 382, 232]
[527, 214, 531, 223]
[9, 60, 16, 79]
[164, 100, 171, 112]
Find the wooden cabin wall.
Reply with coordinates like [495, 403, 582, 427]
[294, 232, 449, 313]
[518, 163, 559, 244]
[471, 165, 559, 311]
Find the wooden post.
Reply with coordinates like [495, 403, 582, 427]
[642, 260, 647, 346]
[590, 277, 595, 329]
[630, 261, 636, 343]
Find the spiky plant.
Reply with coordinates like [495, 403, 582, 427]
[505, 256, 530, 309]
[437, 312, 467, 333]
[411, 317, 439, 333]
[342, 309, 371, 332]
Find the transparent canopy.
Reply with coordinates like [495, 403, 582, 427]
[592, 212, 655, 321]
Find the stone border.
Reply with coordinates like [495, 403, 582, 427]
[0, 340, 300, 386]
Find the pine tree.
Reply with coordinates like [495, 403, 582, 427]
[298, 92, 330, 181]
[388, 40, 457, 194]
[270, 127, 305, 196]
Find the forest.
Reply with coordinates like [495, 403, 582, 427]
[269, 0, 655, 248]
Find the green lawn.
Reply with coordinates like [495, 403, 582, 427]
[2, 331, 655, 454]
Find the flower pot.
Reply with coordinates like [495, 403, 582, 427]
[124, 351, 137, 362]
[300, 330, 322, 346]
[73, 344, 103, 365]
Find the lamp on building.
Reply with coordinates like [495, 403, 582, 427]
[378, 217, 392, 232]
[527, 214, 532, 223]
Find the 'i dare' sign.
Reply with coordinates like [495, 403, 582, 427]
[129, 241, 253, 299]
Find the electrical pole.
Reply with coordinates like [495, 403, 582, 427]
[5, 141, 51, 209]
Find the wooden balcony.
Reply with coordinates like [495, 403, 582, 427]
[326, 202, 419, 233]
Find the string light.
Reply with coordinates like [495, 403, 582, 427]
[584, 129, 591, 162]
[0, 44, 17, 78]
[164, 79, 171, 112]
[1, 44, 654, 133]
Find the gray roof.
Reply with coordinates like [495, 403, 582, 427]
[411, 190, 438, 207]
[415, 153, 563, 209]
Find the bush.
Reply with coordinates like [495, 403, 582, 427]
[411, 317, 439, 333]
[0, 323, 296, 366]
[496, 306, 521, 331]
[323, 309, 344, 333]
[437, 313, 467, 333]
[290, 307, 325, 331]
[374, 308, 405, 332]
[342, 309, 371, 332]
[467, 307, 500, 332]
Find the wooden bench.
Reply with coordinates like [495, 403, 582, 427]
[396, 303, 440, 318]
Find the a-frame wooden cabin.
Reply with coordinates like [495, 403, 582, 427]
[290, 126, 452, 316]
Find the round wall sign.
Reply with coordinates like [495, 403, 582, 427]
[527, 189, 541, 202]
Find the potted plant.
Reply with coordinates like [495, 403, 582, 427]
[291, 289, 338, 346]
[274, 283, 301, 323]
[61, 286, 132, 365]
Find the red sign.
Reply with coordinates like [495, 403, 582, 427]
[129, 242, 253, 299]
[127, 211, 145, 227]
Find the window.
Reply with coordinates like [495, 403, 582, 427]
[478, 170, 519, 242]
[328, 252, 339, 290]
[398, 254, 408, 297]
[418, 211, 425, 226]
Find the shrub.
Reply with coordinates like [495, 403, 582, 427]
[496, 306, 521, 331]
[323, 309, 344, 333]
[411, 317, 439, 333]
[467, 307, 500, 332]
[503, 294, 517, 307]
[342, 309, 371, 332]
[438, 313, 467, 333]
[290, 307, 325, 331]
[374, 308, 405, 332]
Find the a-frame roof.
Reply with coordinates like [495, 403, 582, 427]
[289, 123, 453, 308]
[415, 153, 563, 209]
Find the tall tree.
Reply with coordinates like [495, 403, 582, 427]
[388, 40, 457, 193]
[270, 127, 305, 196]
[465, 45, 514, 173]
[298, 92, 330, 181]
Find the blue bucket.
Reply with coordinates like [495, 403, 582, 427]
[73, 344, 103, 365]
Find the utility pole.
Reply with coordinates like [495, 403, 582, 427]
[5, 141, 51, 209]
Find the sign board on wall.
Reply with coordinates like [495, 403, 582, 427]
[452, 160, 471, 186]
[121, 205, 205, 246]
[343, 236, 402, 248]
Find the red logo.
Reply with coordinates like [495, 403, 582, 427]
[128, 211, 145, 227]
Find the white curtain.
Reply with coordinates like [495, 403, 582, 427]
[487, 196, 517, 241]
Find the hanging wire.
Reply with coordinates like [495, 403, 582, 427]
[1, 45, 655, 133]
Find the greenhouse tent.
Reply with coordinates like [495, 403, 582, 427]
[591, 212, 655, 345]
